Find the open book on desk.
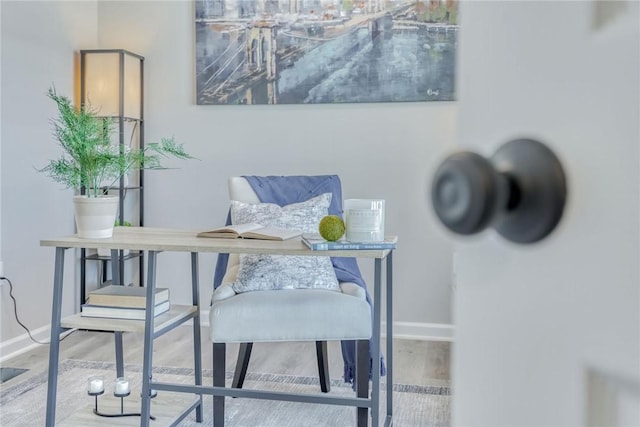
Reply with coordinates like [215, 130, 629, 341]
[197, 223, 301, 241]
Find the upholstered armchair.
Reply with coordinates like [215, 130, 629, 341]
[209, 175, 374, 426]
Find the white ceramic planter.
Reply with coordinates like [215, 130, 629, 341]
[72, 195, 119, 238]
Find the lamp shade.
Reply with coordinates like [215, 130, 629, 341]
[81, 50, 143, 120]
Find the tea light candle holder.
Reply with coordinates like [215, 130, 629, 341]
[87, 375, 155, 420]
[114, 377, 131, 397]
[87, 376, 105, 396]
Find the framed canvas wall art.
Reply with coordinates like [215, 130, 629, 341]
[195, 0, 458, 105]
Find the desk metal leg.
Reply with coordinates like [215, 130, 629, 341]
[111, 249, 124, 378]
[191, 252, 203, 422]
[371, 258, 383, 427]
[356, 339, 370, 426]
[140, 251, 158, 427]
[45, 247, 66, 427]
[386, 252, 394, 426]
[213, 343, 226, 427]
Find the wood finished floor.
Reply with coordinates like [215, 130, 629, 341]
[1, 325, 451, 389]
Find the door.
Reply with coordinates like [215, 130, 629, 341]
[450, 2, 639, 426]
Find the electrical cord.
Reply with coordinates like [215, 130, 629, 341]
[1, 276, 77, 345]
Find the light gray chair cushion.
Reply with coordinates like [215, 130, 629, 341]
[210, 288, 371, 342]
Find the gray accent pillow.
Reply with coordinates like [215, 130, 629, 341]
[230, 193, 340, 293]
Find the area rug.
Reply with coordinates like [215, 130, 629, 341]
[0, 359, 450, 426]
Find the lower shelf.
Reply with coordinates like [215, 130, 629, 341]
[61, 305, 198, 333]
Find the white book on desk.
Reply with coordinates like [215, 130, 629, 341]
[301, 233, 397, 251]
[81, 300, 170, 320]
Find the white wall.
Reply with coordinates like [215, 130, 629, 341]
[0, 1, 99, 354]
[96, 0, 456, 334]
[1, 0, 456, 353]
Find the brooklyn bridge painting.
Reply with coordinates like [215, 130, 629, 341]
[195, 0, 458, 105]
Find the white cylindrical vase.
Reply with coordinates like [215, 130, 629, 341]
[344, 199, 385, 242]
[72, 195, 119, 239]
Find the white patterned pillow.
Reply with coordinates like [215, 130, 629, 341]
[230, 193, 340, 293]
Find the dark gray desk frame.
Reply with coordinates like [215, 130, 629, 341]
[44, 234, 393, 427]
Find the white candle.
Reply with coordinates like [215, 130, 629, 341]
[88, 377, 104, 394]
[114, 377, 130, 395]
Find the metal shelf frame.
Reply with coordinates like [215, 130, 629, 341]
[79, 49, 145, 306]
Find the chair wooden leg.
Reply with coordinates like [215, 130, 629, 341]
[232, 342, 253, 389]
[356, 339, 370, 427]
[213, 343, 226, 427]
[315, 341, 331, 393]
[233, 341, 330, 393]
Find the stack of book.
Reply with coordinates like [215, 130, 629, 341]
[81, 285, 170, 320]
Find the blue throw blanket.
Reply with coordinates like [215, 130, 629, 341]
[213, 175, 385, 383]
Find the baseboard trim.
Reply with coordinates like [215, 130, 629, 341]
[200, 309, 454, 342]
[0, 312, 454, 362]
[386, 321, 455, 342]
[0, 324, 52, 363]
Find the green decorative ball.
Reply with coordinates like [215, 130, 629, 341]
[318, 215, 345, 241]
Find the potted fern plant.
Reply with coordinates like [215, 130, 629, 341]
[40, 87, 192, 238]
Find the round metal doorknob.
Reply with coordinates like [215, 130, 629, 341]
[431, 151, 507, 235]
[431, 139, 567, 244]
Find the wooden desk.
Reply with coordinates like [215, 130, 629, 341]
[42, 227, 395, 427]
